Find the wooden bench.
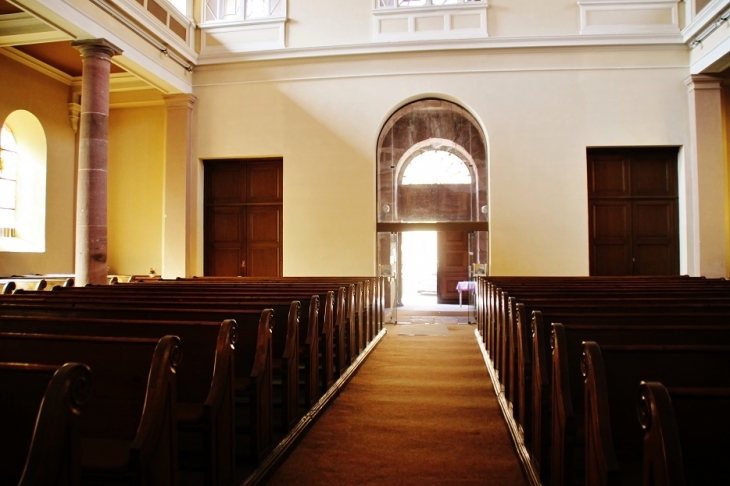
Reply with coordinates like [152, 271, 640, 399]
[0, 304, 275, 469]
[531, 308, 730, 482]
[638, 381, 730, 486]
[149, 276, 382, 348]
[582, 342, 730, 485]
[7, 287, 326, 423]
[476, 276, 730, 485]
[551, 322, 730, 486]
[0, 332, 180, 485]
[0, 361, 91, 486]
[42, 281, 357, 408]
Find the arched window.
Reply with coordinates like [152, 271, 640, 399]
[0, 111, 46, 253]
[0, 124, 18, 237]
[401, 149, 472, 185]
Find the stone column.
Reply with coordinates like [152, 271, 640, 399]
[685, 75, 726, 277]
[162, 93, 197, 278]
[72, 39, 122, 286]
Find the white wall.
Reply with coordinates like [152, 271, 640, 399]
[193, 45, 691, 276]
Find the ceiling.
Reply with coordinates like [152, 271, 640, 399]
[0, 0, 124, 77]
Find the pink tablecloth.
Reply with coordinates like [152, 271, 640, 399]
[456, 281, 476, 292]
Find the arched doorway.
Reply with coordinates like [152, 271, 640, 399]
[376, 99, 488, 315]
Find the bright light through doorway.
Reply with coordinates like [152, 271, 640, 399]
[401, 231, 437, 305]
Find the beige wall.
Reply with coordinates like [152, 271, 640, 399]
[287, 0, 583, 49]
[107, 105, 166, 276]
[193, 45, 692, 277]
[0, 53, 76, 276]
[722, 85, 730, 277]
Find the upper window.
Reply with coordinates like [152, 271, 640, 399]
[378, 0, 484, 8]
[401, 150, 471, 185]
[0, 124, 18, 237]
[168, 0, 189, 16]
[204, 0, 285, 22]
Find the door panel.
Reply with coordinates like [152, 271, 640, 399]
[204, 159, 283, 277]
[593, 244, 632, 276]
[208, 163, 245, 203]
[247, 206, 282, 276]
[590, 201, 632, 275]
[588, 148, 678, 276]
[205, 206, 245, 276]
[248, 162, 282, 202]
[589, 154, 629, 197]
[437, 231, 468, 304]
[633, 200, 678, 275]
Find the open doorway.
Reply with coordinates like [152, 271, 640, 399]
[401, 231, 437, 306]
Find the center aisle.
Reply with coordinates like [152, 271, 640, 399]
[264, 323, 527, 485]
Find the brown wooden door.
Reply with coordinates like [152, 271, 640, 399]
[588, 148, 678, 276]
[437, 231, 469, 304]
[204, 159, 283, 276]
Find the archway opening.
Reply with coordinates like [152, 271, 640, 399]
[376, 99, 488, 319]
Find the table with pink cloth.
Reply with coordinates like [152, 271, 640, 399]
[455, 281, 476, 306]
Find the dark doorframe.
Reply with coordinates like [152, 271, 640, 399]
[588, 147, 679, 276]
[203, 158, 283, 277]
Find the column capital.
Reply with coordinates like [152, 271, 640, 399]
[684, 74, 723, 90]
[163, 93, 198, 109]
[71, 38, 123, 60]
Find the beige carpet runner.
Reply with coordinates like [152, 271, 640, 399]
[264, 323, 527, 485]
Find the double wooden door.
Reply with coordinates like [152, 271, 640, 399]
[588, 147, 679, 276]
[204, 159, 283, 277]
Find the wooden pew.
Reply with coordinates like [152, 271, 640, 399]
[638, 381, 730, 486]
[551, 322, 730, 486]
[0, 333, 181, 485]
[476, 276, 730, 485]
[582, 341, 730, 485]
[0, 361, 91, 486]
[148, 276, 381, 349]
[515, 306, 730, 481]
[3, 289, 320, 427]
[0, 279, 46, 293]
[45, 280, 354, 402]
[0, 304, 275, 469]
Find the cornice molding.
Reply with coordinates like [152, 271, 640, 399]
[682, 0, 730, 42]
[195, 32, 685, 66]
[0, 45, 72, 84]
[0, 11, 71, 46]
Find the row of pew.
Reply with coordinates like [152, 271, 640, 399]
[476, 275, 730, 486]
[0, 275, 386, 486]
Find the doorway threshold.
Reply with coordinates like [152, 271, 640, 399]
[387, 303, 472, 325]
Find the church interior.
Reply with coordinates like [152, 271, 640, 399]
[1, 0, 730, 484]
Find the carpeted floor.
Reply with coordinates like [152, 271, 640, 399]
[264, 323, 527, 485]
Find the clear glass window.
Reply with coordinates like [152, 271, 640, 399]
[401, 149, 471, 185]
[0, 123, 17, 235]
[380, 0, 484, 7]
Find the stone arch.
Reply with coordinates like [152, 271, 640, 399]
[377, 98, 487, 223]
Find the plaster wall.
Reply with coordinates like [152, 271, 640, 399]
[287, 0, 583, 48]
[0, 53, 76, 276]
[107, 105, 165, 275]
[725, 83, 730, 277]
[193, 45, 693, 277]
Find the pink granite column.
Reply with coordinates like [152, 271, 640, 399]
[72, 39, 122, 286]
